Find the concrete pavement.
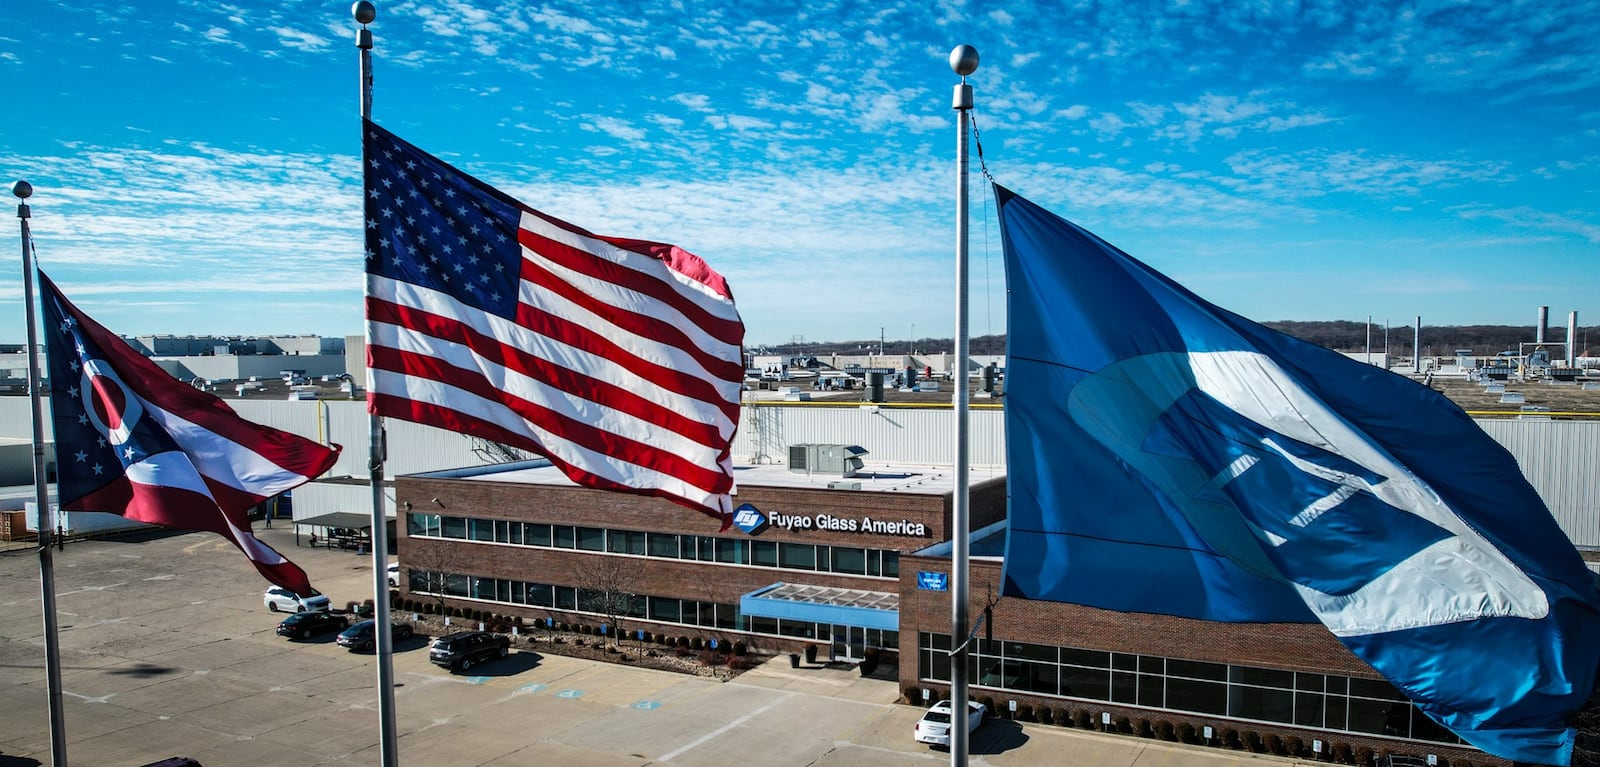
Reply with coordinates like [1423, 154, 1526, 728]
[0, 526, 1307, 767]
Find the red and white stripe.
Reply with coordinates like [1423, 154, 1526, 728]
[367, 209, 744, 519]
[60, 288, 341, 595]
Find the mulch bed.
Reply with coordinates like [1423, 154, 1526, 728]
[403, 614, 759, 680]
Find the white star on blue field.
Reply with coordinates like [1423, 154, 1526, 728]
[3, 1, 1597, 348]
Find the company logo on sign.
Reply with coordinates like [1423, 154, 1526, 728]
[731, 503, 769, 534]
[917, 572, 948, 591]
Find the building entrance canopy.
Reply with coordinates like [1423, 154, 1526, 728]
[739, 582, 899, 631]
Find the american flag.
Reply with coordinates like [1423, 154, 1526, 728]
[362, 120, 744, 520]
[41, 271, 339, 595]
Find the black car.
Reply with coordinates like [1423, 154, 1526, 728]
[428, 630, 510, 672]
[336, 619, 416, 652]
[276, 610, 348, 640]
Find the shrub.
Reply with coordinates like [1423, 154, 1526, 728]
[1331, 742, 1354, 763]
[1286, 736, 1304, 757]
[976, 696, 995, 716]
[1135, 718, 1153, 738]
[1354, 746, 1374, 766]
[1154, 720, 1175, 741]
[1016, 703, 1034, 722]
[698, 650, 719, 665]
[726, 655, 755, 671]
[1221, 728, 1241, 749]
[677, 636, 690, 649]
[673, 645, 692, 657]
[1243, 731, 1264, 753]
[1114, 716, 1132, 734]
[1072, 709, 1092, 730]
[1176, 722, 1197, 744]
[513, 616, 524, 627]
[580, 624, 593, 635]
[733, 641, 748, 656]
[903, 685, 922, 705]
[691, 637, 704, 651]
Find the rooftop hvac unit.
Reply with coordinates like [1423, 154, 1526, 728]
[787, 444, 868, 478]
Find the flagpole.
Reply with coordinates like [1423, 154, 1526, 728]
[353, 4, 400, 766]
[15, 180, 68, 767]
[948, 44, 978, 767]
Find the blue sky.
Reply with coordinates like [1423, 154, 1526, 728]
[3, 0, 1597, 349]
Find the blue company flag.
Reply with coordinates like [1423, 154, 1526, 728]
[994, 185, 1600, 765]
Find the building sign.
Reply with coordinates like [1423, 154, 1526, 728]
[917, 571, 948, 591]
[731, 503, 929, 538]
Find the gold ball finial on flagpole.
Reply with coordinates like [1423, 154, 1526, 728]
[11, 180, 31, 199]
[353, 1, 376, 25]
[949, 45, 979, 77]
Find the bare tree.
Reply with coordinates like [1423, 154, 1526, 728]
[403, 539, 471, 619]
[572, 555, 644, 648]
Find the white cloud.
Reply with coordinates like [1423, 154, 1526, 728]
[268, 26, 329, 52]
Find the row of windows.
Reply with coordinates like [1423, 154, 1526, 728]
[916, 634, 1459, 746]
[407, 513, 900, 577]
[408, 569, 897, 650]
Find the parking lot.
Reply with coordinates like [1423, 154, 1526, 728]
[0, 527, 1280, 767]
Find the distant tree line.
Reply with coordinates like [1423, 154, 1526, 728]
[779, 324, 1596, 359]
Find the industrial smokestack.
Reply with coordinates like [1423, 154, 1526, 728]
[1537, 306, 1549, 344]
[1414, 316, 1422, 374]
[1569, 311, 1579, 367]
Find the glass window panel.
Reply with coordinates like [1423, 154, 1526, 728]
[492, 520, 509, 543]
[1112, 653, 1137, 671]
[507, 521, 522, 545]
[1325, 693, 1347, 731]
[553, 526, 575, 548]
[1345, 697, 1404, 735]
[1296, 672, 1326, 692]
[779, 543, 816, 570]
[648, 597, 681, 622]
[1326, 676, 1348, 695]
[648, 533, 681, 558]
[1348, 677, 1407, 701]
[406, 513, 434, 536]
[1167, 658, 1226, 681]
[577, 527, 605, 551]
[469, 518, 494, 541]
[715, 603, 736, 629]
[751, 540, 777, 567]
[1060, 666, 1111, 701]
[921, 649, 951, 682]
[881, 630, 898, 648]
[1137, 673, 1163, 708]
[1229, 666, 1294, 689]
[1138, 655, 1164, 674]
[815, 547, 829, 571]
[555, 586, 576, 610]
[750, 616, 778, 635]
[524, 523, 551, 547]
[407, 571, 429, 592]
[714, 538, 745, 564]
[1295, 692, 1325, 727]
[1166, 678, 1226, 715]
[1061, 648, 1110, 669]
[629, 594, 648, 619]
[444, 573, 469, 597]
[1004, 642, 1057, 663]
[607, 530, 630, 554]
[832, 547, 867, 575]
[509, 581, 526, 604]
[441, 516, 466, 539]
[882, 551, 899, 578]
[528, 584, 552, 607]
[697, 601, 718, 627]
[926, 631, 953, 652]
[778, 620, 815, 639]
[1228, 685, 1294, 724]
[696, 536, 715, 561]
[1111, 671, 1137, 704]
[866, 550, 881, 576]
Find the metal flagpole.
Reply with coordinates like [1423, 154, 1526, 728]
[353, 3, 400, 765]
[15, 180, 68, 767]
[948, 44, 978, 767]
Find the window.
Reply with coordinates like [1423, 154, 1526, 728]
[832, 547, 866, 574]
[648, 533, 681, 559]
[751, 540, 777, 567]
[406, 512, 440, 537]
[881, 551, 899, 578]
[468, 518, 494, 541]
[441, 516, 467, 539]
[523, 523, 551, 547]
[553, 526, 576, 549]
[576, 527, 605, 551]
[648, 597, 681, 623]
[778, 543, 815, 570]
[607, 530, 645, 555]
[714, 538, 746, 564]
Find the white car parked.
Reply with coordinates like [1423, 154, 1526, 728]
[386, 562, 400, 587]
[913, 700, 986, 748]
[263, 587, 331, 613]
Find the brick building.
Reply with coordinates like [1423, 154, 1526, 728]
[394, 456, 1006, 660]
[898, 524, 1497, 766]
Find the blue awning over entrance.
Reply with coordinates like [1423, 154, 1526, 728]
[739, 582, 899, 631]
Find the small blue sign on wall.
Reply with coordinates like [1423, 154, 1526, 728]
[917, 571, 949, 591]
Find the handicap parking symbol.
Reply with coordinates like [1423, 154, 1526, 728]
[556, 689, 584, 699]
[632, 700, 661, 711]
[515, 683, 547, 696]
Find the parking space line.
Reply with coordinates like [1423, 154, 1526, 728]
[658, 694, 789, 762]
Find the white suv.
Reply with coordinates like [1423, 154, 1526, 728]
[263, 587, 331, 613]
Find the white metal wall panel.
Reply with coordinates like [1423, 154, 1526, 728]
[292, 481, 395, 521]
[1475, 419, 1600, 549]
[733, 404, 1006, 468]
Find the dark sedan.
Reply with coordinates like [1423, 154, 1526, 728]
[336, 619, 416, 652]
[276, 610, 348, 640]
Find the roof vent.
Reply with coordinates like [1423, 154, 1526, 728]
[787, 444, 868, 478]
